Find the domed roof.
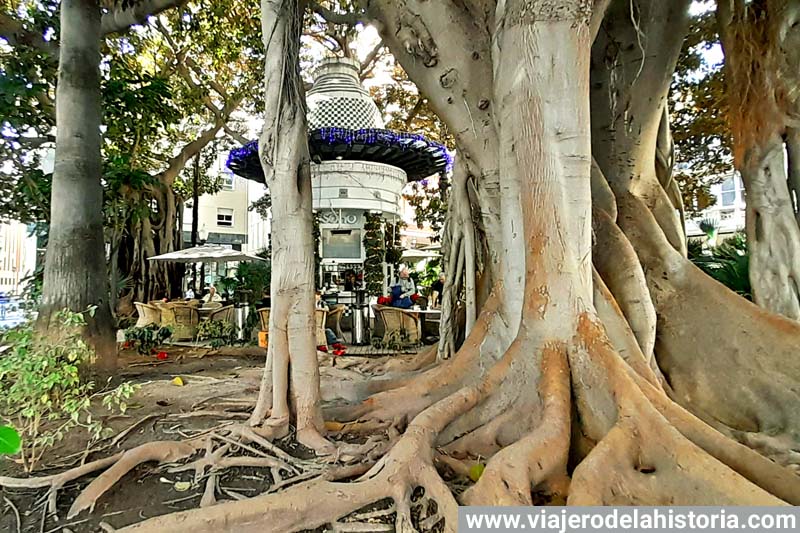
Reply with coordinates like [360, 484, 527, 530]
[307, 57, 384, 130]
[227, 58, 452, 184]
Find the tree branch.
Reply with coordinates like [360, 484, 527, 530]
[156, 93, 245, 185]
[404, 97, 425, 128]
[309, 1, 365, 26]
[223, 124, 250, 146]
[1, 0, 184, 58]
[101, 0, 186, 35]
[359, 39, 385, 80]
[0, 12, 58, 55]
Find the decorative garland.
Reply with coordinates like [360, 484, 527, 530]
[363, 212, 385, 295]
[226, 128, 453, 183]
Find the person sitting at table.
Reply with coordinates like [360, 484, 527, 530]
[430, 271, 445, 308]
[390, 267, 416, 309]
[315, 291, 341, 346]
[202, 285, 222, 304]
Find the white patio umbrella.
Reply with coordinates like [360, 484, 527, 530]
[148, 244, 266, 263]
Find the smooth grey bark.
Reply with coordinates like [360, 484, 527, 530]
[591, 0, 689, 259]
[365, 0, 517, 359]
[250, 0, 327, 451]
[38, 0, 115, 370]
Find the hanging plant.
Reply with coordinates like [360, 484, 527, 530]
[363, 212, 385, 295]
[384, 219, 405, 267]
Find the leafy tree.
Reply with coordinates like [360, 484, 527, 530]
[670, 5, 732, 216]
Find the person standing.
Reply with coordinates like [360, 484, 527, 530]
[431, 271, 445, 308]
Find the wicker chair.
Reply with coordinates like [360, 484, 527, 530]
[325, 304, 346, 341]
[257, 308, 271, 331]
[315, 308, 328, 346]
[208, 305, 235, 324]
[134, 302, 161, 328]
[170, 304, 200, 340]
[372, 306, 421, 348]
[155, 301, 176, 328]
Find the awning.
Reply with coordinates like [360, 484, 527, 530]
[148, 245, 266, 263]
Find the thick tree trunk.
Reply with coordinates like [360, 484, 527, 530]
[249, 0, 327, 452]
[37, 0, 115, 370]
[717, 0, 800, 320]
[740, 136, 800, 319]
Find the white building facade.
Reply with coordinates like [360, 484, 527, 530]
[686, 173, 747, 238]
[0, 221, 37, 296]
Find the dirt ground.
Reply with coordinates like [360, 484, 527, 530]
[0, 345, 414, 533]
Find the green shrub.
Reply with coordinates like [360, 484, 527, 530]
[0, 308, 137, 471]
[196, 319, 239, 348]
[124, 324, 173, 355]
[689, 232, 751, 300]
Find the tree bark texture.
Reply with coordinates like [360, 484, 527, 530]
[718, 0, 800, 320]
[248, 0, 327, 452]
[28, 2, 800, 530]
[38, 0, 115, 370]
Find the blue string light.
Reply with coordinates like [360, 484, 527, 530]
[226, 127, 454, 182]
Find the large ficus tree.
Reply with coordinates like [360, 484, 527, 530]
[113, 0, 800, 531]
[6, 0, 800, 530]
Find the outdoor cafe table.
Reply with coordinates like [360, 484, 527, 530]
[197, 306, 217, 319]
[412, 308, 441, 337]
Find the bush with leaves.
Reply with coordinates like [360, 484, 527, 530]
[196, 319, 239, 348]
[124, 324, 173, 355]
[688, 232, 751, 299]
[0, 309, 137, 471]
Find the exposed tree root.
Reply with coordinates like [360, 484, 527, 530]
[592, 209, 657, 362]
[568, 315, 789, 506]
[0, 451, 125, 514]
[592, 268, 663, 388]
[324, 295, 507, 425]
[116, 311, 532, 533]
[617, 193, 800, 465]
[460, 342, 571, 506]
[630, 371, 800, 505]
[66, 441, 199, 518]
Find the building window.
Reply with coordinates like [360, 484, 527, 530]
[217, 208, 234, 227]
[322, 229, 361, 259]
[720, 177, 736, 207]
[221, 173, 235, 191]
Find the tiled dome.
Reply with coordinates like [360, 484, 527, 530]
[226, 57, 452, 183]
[307, 57, 384, 130]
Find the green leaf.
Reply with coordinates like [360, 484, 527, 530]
[468, 463, 485, 482]
[0, 425, 22, 455]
